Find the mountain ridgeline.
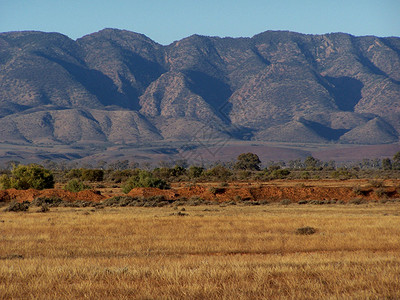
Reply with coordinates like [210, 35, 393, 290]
[0, 29, 399, 146]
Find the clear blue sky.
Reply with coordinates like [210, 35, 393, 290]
[0, 0, 399, 45]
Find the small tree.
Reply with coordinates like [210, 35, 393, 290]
[234, 153, 261, 171]
[304, 156, 322, 170]
[393, 152, 400, 170]
[382, 158, 392, 170]
[0, 164, 54, 190]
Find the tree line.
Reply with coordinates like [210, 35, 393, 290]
[1, 152, 399, 193]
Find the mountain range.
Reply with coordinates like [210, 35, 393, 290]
[0, 28, 399, 162]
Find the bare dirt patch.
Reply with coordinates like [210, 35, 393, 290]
[1, 179, 399, 204]
[0, 188, 105, 203]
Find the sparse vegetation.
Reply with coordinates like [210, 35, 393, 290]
[1, 205, 400, 299]
[1, 154, 400, 300]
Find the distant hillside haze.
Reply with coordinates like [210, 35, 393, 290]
[0, 28, 399, 147]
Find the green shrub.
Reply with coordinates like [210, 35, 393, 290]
[234, 153, 261, 171]
[122, 170, 170, 194]
[300, 171, 311, 180]
[0, 174, 11, 189]
[236, 170, 252, 180]
[188, 166, 204, 178]
[331, 168, 353, 180]
[64, 179, 91, 193]
[152, 167, 173, 180]
[204, 165, 232, 181]
[269, 169, 291, 179]
[0, 164, 54, 190]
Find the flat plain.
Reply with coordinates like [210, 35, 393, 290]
[1, 203, 400, 299]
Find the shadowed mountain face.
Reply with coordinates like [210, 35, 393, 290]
[0, 29, 399, 148]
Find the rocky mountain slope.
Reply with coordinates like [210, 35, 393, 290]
[0, 29, 399, 148]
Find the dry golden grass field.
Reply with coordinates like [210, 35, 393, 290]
[1, 203, 400, 299]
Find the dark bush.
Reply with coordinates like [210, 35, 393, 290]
[309, 200, 325, 205]
[31, 196, 63, 207]
[102, 196, 136, 207]
[102, 195, 173, 207]
[295, 226, 317, 235]
[4, 201, 29, 212]
[81, 169, 104, 182]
